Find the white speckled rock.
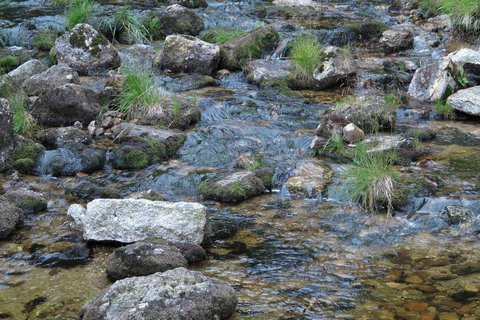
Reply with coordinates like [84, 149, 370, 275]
[68, 199, 207, 244]
[80, 267, 237, 320]
[447, 86, 480, 116]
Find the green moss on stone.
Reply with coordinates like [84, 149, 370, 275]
[68, 26, 109, 56]
[31, 31, 57, 51]
[114, 149, 149, 170]
[13, 158, 36, 173]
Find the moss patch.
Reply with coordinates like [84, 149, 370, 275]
[0, 56, 20, 74]
[31, 31, 57, 51]
[68, 26, 109, 56]
[113, 149, 149, 170]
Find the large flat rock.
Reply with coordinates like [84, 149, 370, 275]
[68, 199, 207, 244]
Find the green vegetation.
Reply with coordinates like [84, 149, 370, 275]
[342, 145, 400, 214]
[100, 7, 149, 44]
[13, 142, 44, 173]
[323, 135, 347, 156]
[200, 28, 247, 44]
[384, 94, 401, 109]
[116, 71, 163, 119]
[114, 149, 149, 170]
[31, 31, 57, 51]
[457, 66, 470, 87]
[419, 0, 480, 32]
[433, 100, 455, 119]
[0, 56, 20, 74]
[142, 137, 167, 163]
[67, 0, 97, 29]
[289, 35, 324, 88]
[9, 92, 31, 135]
[247, 159, 263, 170]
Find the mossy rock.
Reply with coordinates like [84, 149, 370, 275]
[220, 26, 279, 70]
[13, 142, 44, 174]
[68, 25, 109, 57]
[113, 149, 149, 170]
[31, 31, 57, 51]
[198, 171, 266, 203]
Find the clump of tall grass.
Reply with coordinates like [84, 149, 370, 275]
[116, 71, 163, 119]
[100, 7, 149, 44]
[200, 28, 247, 44]
[342, 145, 400, 215]
[9, 92, 33, 135]
[419, 0, 480, 33]
[289, 35, 324, 86]
[66, 0, 97, 29]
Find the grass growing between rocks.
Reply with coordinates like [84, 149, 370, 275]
[433, 100, 455, 119]
[116, 71, 163, 119]
[9, 92, 32, 135]
[342, 145, 400, 215]
[289, 35, 324, 88]
[419, 0, 480, 32]
[100, 7, 150, 44]
[0, 56, 20, 74]
[66, 0, 97, 29]
[200, 28, 247, 44]
[31, 31, 57, 51]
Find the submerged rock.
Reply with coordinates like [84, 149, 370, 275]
[0, 98, 14, 172]
[67, 199, 208, 244]
[285, 160, 334, 196]
[32, 84, 101, 127]
[408, 57, 457, 102]
[446, 86, 480, 116]
[157, 35, 220, 75]
[23, 65, 80, 96]
[80, 268, 237, 320]
[220, 26, 279, 70]
[8, 59, 48, 85]
[52, 24, 121, 75]
[106, 242, 188, 280]
[199, 171, 267, 203]
[0, 196, 23, 240]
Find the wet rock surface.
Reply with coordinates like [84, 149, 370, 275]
[80, 267, 237, 320]
[106, 242, 188, 280]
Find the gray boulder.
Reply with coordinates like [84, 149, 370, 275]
[8, 59, 48, 85]
[0, 196, 24, 240]
[449, 48, 480, 85]
[446, 86, 480, 116]
[157, 35, 220, 75]
[379, 29, 414, 53]
[106, 242, 188, 280]
[313, 46, 356, 90]
[32, 84, 101, 127]
[0, 98, 14, 172]
[67, 199, 208, 244]
[80, 268, 237, 320]
[147, 4, 204, 40]
[408, 57, 457, 102]
[23, 65, 80, 96]
[245, 59, 291, 86]
[43, 127, 92, 148]
[52, 24, 121, 75]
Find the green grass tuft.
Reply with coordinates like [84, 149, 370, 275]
[419, 0, 480, 33]
[101, 6, 149, 44]
[290, 35, 324, 77]
[433, 100, 455, 119]
[31, 31, 57, 51]
[0, 56, 20, 74]
[342, 145, 400, 214]
[116, 71, 163, 119]
[9, 92, 32, 135]
[67, 0, 97, 29]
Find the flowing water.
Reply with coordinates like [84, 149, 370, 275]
[1, 0, 480, 319]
